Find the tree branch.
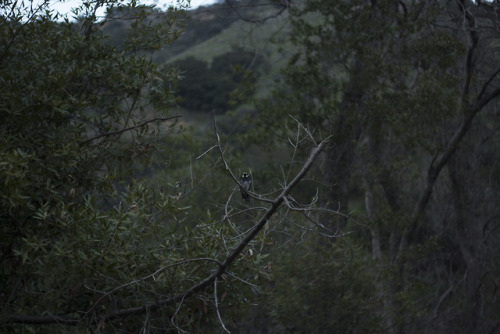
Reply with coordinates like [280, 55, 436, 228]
[6, 122, 327, 328]
[396, 1, 500, 259]
[7, 314, 80, 325]
[78, 115, 181, 145]
[214, 276, 230, 333]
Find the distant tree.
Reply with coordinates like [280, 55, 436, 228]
[246, 0, 500, 333]
[171, 56, 213, 110]
[156, 4, 237, 61]
[173, 47, 263, 113]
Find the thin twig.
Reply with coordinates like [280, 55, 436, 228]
[85, 258, 223, 317]
[79, 115, 181, 145]
[7, 118, 331, 327]
[214, 277, 231, 333]
[196, 144, 219, 160]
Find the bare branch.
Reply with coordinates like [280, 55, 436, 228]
[79, 115, 181, 145]
[85, 258, 223, 317]
[7, 314, 80, 325]
[214, 277, 231, 333]
[477, 66, 500, 103]
[6, 119, 329, 328]
[196, 144, 219, 159]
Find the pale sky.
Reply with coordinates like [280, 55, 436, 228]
[42, 0, 220, 18]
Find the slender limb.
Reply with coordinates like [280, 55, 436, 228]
[84, 258, 223, 318]
[6, 119, 329, 327]
[79, 115, 181, 145]
[214, 276, 231, 333]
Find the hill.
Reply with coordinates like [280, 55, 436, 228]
[102, 1, 294, 114]
[101, 1, 294, 114]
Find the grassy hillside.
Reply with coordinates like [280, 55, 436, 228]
[159, 1, 295, 101]
[165, 5, 291, 64]
[102, 1, 295, 115]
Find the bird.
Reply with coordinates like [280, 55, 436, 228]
[239, 172, 252, 204]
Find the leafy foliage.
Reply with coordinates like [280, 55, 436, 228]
[0, 1, 195, 332]
[172, 47, 264, 113]
[257, 239, 382, 334]
[3, 1, 500, 333]
[242, 1, 500, 333]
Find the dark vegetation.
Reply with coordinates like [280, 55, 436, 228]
[103, 2, 237, 58]
[171, 47, 263, 113]
[2, 0, 500, 333]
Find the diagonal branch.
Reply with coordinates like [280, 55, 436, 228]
[79, 115, 181, 145]
[102, 135, 327, 323]
[397, 2, 500, 258]
[6, 122, 327, 328]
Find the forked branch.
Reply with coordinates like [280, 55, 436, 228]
[79, 115, 181, 145]
[6, 119, 328, 329]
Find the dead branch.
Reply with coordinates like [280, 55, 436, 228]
[79, 115, 181, 145]
[5, 119, 327, 328]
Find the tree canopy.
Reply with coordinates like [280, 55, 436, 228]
[246, 0, 500, 332]
[2, 0, 500, 333]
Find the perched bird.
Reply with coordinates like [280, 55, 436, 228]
[240, 172, 252, 204]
